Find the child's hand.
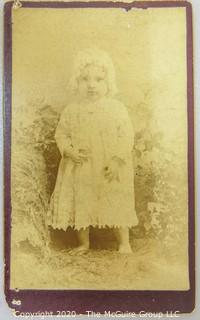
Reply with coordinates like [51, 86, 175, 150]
[64, 147, 90, 164]
[104, 159, 120, 182]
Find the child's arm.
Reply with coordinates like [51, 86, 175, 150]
[105, 103, 134, 182]
[55, 107, 73, 157]
[55, 107, 90, 164]
[112, 103, 134, 163]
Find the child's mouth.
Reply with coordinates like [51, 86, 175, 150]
[88, 90, 97, 96]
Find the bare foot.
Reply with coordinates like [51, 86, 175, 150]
[74, 245, 89, 253]
[70, 244, 89, 254]
[118, 244, 133, 254]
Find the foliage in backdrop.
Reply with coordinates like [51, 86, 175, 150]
[11, 95, 188, 256]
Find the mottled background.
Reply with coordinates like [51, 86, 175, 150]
[10, 6, 189, 290]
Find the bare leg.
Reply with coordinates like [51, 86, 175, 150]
[117, 227, 132, 254]
[77, 227, 89, 250]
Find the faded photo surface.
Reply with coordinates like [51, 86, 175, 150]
[11, 7, 189, 290]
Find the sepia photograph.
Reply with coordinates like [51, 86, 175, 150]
[7, 3, 191, 293]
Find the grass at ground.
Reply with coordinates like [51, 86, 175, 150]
[11, 238, 189, 290]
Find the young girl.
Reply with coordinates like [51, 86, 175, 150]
[47, 48, 138, 253]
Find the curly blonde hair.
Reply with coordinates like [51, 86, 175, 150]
[69, 48, 117, 96]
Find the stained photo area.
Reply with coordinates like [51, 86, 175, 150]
[10, 6, 189, 290]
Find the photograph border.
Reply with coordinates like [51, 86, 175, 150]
[4, 1, 195, 314]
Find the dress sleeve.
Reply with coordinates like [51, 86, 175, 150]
[55, 106, 73, 156]
[112, 103, 134, 163]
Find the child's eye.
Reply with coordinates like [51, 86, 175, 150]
[81, 76, 88, 81]
[96, 77, 103, 82]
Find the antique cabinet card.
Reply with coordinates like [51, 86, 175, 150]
[4, 0, 195, 316]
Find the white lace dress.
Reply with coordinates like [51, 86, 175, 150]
[47, 97, 138, 230]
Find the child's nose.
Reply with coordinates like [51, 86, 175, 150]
[88, 80, 96, 89]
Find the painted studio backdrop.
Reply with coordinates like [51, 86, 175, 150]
[10, 6, 189, 290]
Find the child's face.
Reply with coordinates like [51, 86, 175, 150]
[78, 65, 108, 101]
